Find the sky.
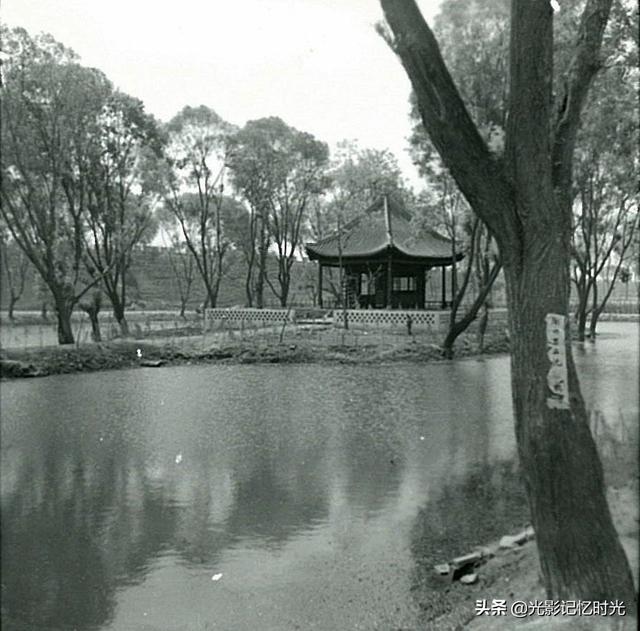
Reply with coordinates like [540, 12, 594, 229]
[2, 0, 442, 190]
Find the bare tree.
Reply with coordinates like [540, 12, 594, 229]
[571, 54, 638, 340]
[163, 240, 196, 318]
[229, 117, 328, 307]
[82, 92, 159, 336]
[158, 106, 236, 309]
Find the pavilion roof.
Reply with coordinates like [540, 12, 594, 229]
[305, 195, 461, 264]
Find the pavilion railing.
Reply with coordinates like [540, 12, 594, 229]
[332, 309, 443, 330]
[203, 306, 509, 336]
[204, 307, 296, 330]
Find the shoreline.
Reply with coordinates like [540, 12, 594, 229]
[0, 333, 511, 380]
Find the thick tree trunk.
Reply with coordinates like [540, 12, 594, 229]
[80, 292, 102, 343]
[54, 296, 75, 345]
[379, 0, 635, 606]
[504, 243, 635, 603]
[206, 288, 217, 310]
[112, 302, 130, 337]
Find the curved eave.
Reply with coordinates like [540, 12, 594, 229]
[305, 243, 391, 261]
[305, 243, 464, 265]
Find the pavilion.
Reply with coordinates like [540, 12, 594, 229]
[305, 195, 463, 310]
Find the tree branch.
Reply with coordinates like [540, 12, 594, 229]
[551, 0, 613, 201]
[379, 0, 517, 250]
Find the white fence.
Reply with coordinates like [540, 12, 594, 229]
[204, 308, 297, 330]
[333, 309, 442, 331]
[203, 307, 509, 335]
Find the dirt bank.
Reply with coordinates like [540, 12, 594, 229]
[415, 483, 638, 631]
[0, 333, 510, 380]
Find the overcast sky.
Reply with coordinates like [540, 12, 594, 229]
[3, 0, 442, 190]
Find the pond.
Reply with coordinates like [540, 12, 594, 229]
[1, 322, 637, 630]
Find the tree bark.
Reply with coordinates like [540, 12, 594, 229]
[380, 0, 636, 605]
[442, 259, 501, 357]
[574, 276, 590, 342]
[505, 247, 634, 602]
[88, 312, 102, 342]
[113, 302, 130, 337]
[255, 226, 269, 309]
[54, 295, 75, 345]
[80, 293, 103, 343]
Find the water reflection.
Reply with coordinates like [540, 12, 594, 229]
[1, 323, 636, 631]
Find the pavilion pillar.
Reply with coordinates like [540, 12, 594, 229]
[418, 268, 426, 309]
[318, 263, 323, 308]
[386, 252, 393, 308]
[441, 266, 447, 309]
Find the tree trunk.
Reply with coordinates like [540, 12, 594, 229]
[89, 312, 102, 342]
[80, 292, 102, 343]
[504, 243, 635, 603]
[112, 302, 130, 337]
[575, 285, 589, 342]
[589, 306, 602, 340]
[54, 296, 75, 345]
[245, 272, 254, 307]
[588, 281, 599, 339]
[442, 260, 501, 357]
[255, 240, 268, 309]
[8, 295, 17, 321]
[379, 0, 636, 605]
[477, 303, 489, 352]
[279, 276, 289, 307]
[255, 222, 269, 309]
[206, 287, 217, 309]
[41, 301, 48, 322]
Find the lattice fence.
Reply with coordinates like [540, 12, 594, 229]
[333, 309, 441, 330]
[204, 308, 295, 329]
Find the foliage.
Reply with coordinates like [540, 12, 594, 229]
[310, 140, 407, 238]
[571, 52, 639, 339]
[1, 26, 161, 342]
[82, 91, 161, 334]
[0, 27, 113, 342]
[228, 117, 329, 306]
[155, 106, 239, 309]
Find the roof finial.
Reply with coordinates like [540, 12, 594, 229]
[384, 194, 393, 245]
